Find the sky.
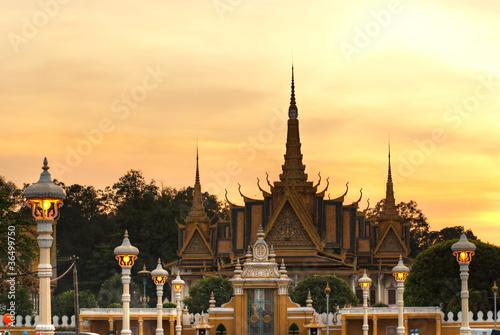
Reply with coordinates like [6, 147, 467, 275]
[1, 0, 500, 244]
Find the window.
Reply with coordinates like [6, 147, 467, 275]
[289, 323, 299, 335]
[216, 324, 227, 335]
[388, 289, 396, 305]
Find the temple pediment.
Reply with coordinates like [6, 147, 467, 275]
[265, 199, 322, 251]
[374, 225, 408, 256]
[180, 228, 213, 257]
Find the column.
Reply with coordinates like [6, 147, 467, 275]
[373, 315, 378, 335]
[378, 274, 384, 304]
[436, 316, 441, 335]
[122, 269, 132, 335]
[138, 317, 143, 335]
[460, 263, 471, 335]
[36, 219, 55, 335]
[397, 281, 404, 335]
[341, 317, 346, 335]
[108, 317, 114, 332]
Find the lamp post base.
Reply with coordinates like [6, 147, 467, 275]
[121, 330, 132, 335]
[155, 328, 164, 335]
[36, 323, 55, 335]
[459, 327, 471, 335]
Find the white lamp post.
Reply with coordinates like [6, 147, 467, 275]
[24, 158, 66, 335]
[451, 227, 476, 335]
[392, 255, 409, 335]
[172, 272, 185, 335]
[359, 269, 372, 335]
[114, 230, 139, 335]
[325, 283, 331, 335]
[151, 259, 169, 335]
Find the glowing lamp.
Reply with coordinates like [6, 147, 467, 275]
[359, 269, 372, 291]
[114, 230, 139, 268]
[172, 272, 185, 293]
[392, 255, 410, 283]
[325, 282, 331, 296]
[151, 258, 169, 286]
[24, 158, 66, 220]
[451, 227, 476, 265]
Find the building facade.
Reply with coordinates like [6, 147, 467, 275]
[172, 68, 411, 306]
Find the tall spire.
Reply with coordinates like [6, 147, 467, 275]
[276, 66, 309, 188]
[186, 146, 207, 220]
[288, 65, 298, 119]
[381, 139, 398, 220]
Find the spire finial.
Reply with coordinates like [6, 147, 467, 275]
[196, 143, 200, 186]
[43, 157, 49, 171]
[288, 65, 298, 119]
[380, 138, 398, 220]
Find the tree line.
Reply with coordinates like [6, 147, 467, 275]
[0, 170, 493, 317]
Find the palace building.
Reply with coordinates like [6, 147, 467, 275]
[171, 68, 411, 306]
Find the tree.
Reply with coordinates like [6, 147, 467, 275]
[366, 200, 430, 258]
[404, 239, 500, 315]
[0, 177, 38, 291]
[366, 200, 477, 258]
[55, 184, 114, 294]
[290, 275, 358, 313]
[98, 273, 141, 308]
[427, 226, 477, 245]
[0, 286, 34, 317]
[183, 276, 233, 314]
[52, 290, 98, 317]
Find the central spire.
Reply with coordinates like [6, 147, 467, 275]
[276, 66, 309, 187]
[289, 66, 298, 119]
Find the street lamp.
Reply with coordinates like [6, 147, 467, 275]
[392, 255, 409, 335]
[138, 265, 151, 307]
[172, 272, 185, 335]
[325, 283, 331, 335]
[151, 259, 168, 335]
[114, 230, 139, 335]
[493, 281, 498, 329]
[359, 269, 372, 335]
[24, 158, 66, 335]
[451, 227, 476, 335]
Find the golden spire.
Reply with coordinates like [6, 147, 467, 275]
[289, 65, 298, 119]
[275, 66, 310, 188]
[185, 146, 209, 222]
[380, 139, 398, 220]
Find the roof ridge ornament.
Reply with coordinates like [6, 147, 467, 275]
[288, 65, 298, 119]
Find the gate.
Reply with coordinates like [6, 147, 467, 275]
[247, 288, 274, 335]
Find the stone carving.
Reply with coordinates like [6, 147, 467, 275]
[244, 267, 279, 278]
[184, 230, 210, 255]
[378, 229, 404, 254]
[266, 202, 314, 248]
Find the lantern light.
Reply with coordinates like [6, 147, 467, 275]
[172, 272, 185, 293]
[451, 227, 476, 265]
[359, 269, 372, 291]
[114, 230, 139, 268]
[392, 255, 410, 283]
[24, 158, 66, 220]
[151, 259, 169, 286]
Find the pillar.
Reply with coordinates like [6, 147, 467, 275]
[108, 317, 115, 332]
[436, 316, 441, 335]
[138, 318, 143, 335]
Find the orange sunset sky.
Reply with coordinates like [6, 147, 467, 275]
[1, 1, 500, 244]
